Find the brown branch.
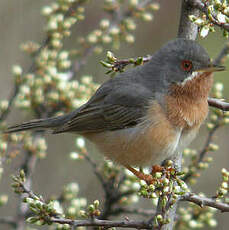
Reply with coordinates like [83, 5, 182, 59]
[50, 217, 152, 229]
[181, 193, 229, 212]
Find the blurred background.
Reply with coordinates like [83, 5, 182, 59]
[0, 0, 229, 229]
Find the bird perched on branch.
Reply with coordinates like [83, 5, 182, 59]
[6, 38, 225, 183]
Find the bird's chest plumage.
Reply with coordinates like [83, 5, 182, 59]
[141, 72, 213, 164]
[165, 72, 213, 130]
[87, 73, 213, 167]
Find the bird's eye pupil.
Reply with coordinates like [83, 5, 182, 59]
[184, 63, 189, 68]
[181, 60, 192, 71]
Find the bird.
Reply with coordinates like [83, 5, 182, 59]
[6, 38, 225, 183]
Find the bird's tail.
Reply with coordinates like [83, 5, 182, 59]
[5, 115, 67, 133]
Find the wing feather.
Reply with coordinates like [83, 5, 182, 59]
[53, 80, 153, 134]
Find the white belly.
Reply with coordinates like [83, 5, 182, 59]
[85, 124, 196, 167]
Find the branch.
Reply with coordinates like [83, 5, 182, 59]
[0, 84, 20, 122]
[71, 0, 154, 77]
[183, 123, 220, 181]
[181, 193, 229, 212]
[152, 0, 200, 229]
[83, 153, 109, 194]
[208, 98, 229, 111]
[213, 42, 229, 65]
[15, 133, 40, 230]
[50, 217, 152, 229]
[0, 2, 83, 123]
[178, 0, 200, 40]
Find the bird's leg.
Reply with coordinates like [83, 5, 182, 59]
[124, 164, 154, 185]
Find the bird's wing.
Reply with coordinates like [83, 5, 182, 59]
[53, 80, 153, 134]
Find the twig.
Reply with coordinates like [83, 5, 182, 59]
[83, 153, 108, 193]
[181, 193, 229, 212]
[0, 84, 20, 122]
[0, 2, 83, 123]
[15, 133, 40, 230]
[50, 217, 152, 229]
[183, 121, 220, 182]
[83, 153, 137, 219]
[71, 0, 154, 77]
[213, 42, 229, 65]
[208, 98, 229, 111]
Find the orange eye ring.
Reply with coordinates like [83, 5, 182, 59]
[181, 60, 192, 71]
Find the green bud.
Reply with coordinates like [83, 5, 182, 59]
[26, 216, 39, 224]
[155, 172, 162, 179]
[106, 51, 116, 62]
[0, 195, 8, 206]
[88, 204, 95, 212]
[93, 200, 100, 209]
[100, 61, 113, 68]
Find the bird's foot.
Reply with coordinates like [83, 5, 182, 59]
[125, 161, 178, 185]
[151, 164, 164, 174]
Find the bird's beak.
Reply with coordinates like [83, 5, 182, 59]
[196, 64, 226, 73]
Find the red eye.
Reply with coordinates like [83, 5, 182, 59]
[181, 60, 192, 71]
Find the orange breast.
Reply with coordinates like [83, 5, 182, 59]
[165, 72, 213, 130]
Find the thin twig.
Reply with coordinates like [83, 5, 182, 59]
[181, 193, 229, 212]
[50, 217, 152, 229]
[183, 122, 220, 182]
[213, 42, 229, 65]
[15, 133, 40, 230]
[0, 84, 20, 122]
[71, 0, 153, 78]
[83, 153, 108, 193]
[83, 153, 136, 219]
[208, 98, 229, 111]
[0, 2, 83, 123]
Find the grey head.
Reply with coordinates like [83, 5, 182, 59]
[145, 38, 224, 86]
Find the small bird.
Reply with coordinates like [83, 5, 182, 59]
[6, 38, 225, 183]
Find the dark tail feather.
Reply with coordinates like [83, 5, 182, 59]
[5, 116, 67, 133]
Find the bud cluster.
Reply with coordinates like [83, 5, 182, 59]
[216, 168, 229, 198]
[177, 200, 217, 229]
[78, 0, 159, 52]
[189, 0, 229, 38]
